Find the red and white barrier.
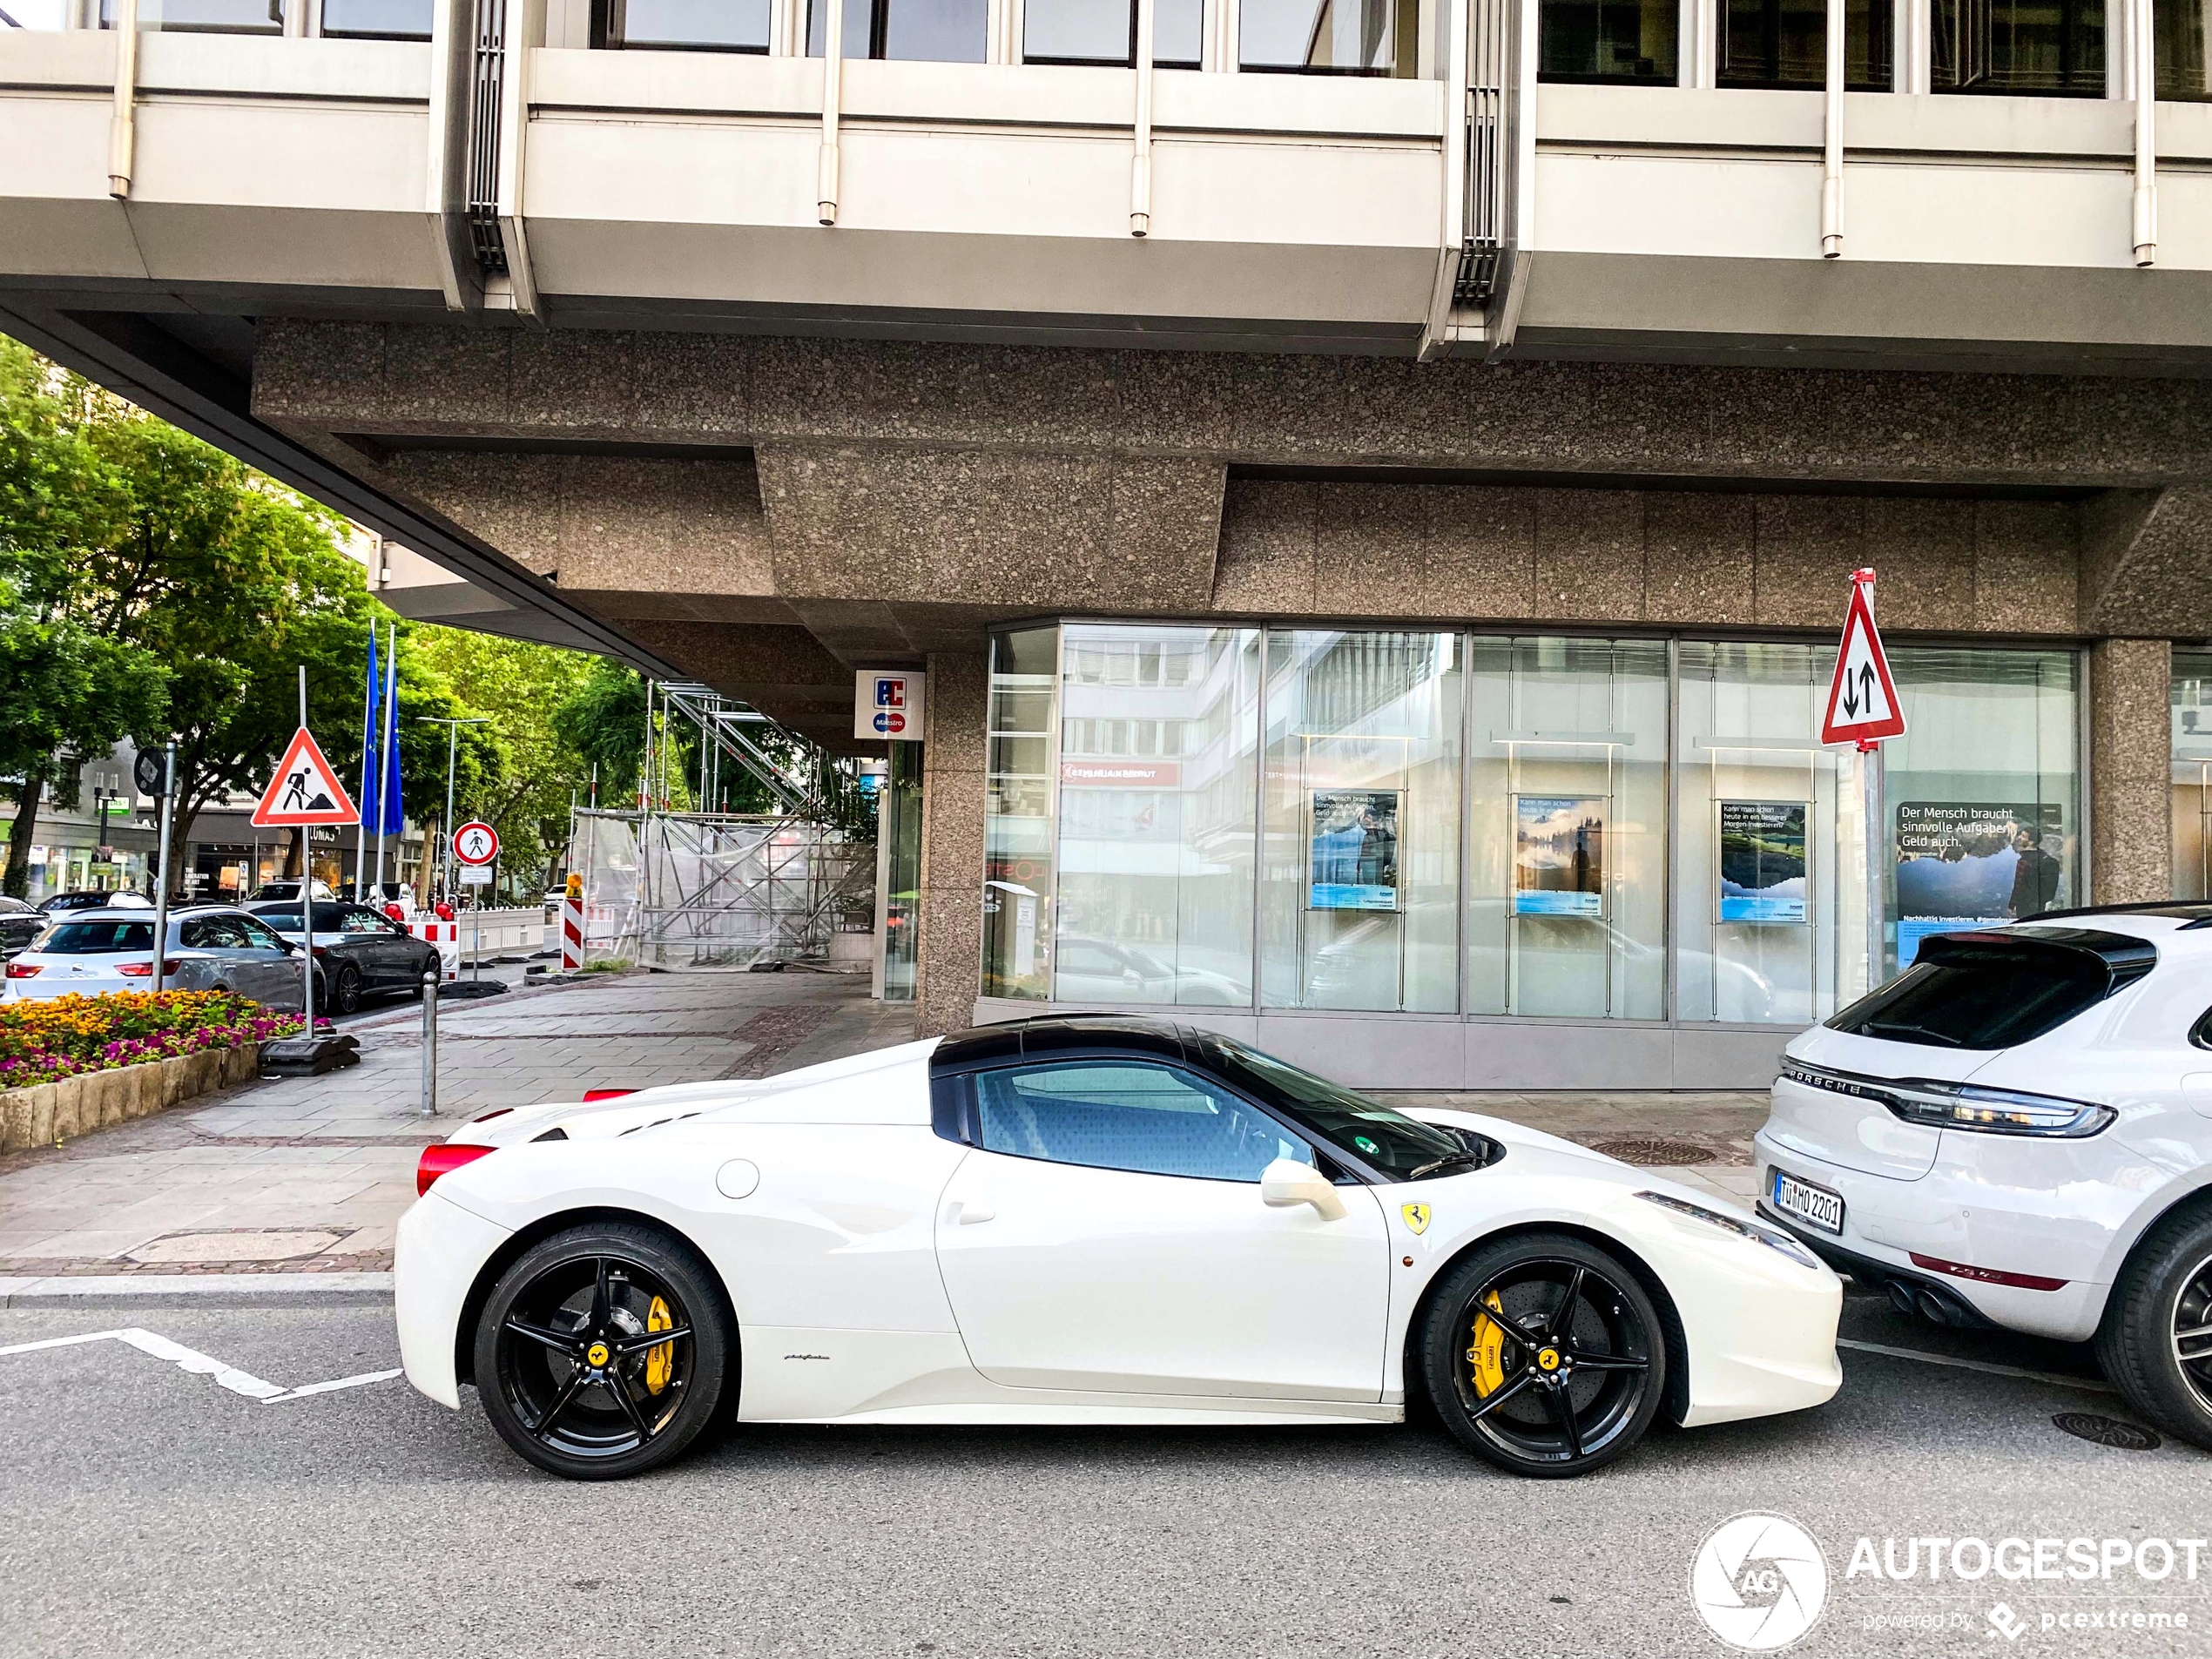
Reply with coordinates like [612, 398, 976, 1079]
[561, 896, 585, 971]
[410, 916, 460, 981]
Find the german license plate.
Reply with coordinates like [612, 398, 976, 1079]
[1770, 1169, 1844, 1236]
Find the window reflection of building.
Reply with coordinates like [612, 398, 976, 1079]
[987, 624, 2082, 1031]
[2173, 650, 2212, 901]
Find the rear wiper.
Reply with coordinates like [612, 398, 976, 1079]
[1860, 1021, 1966, 1048]
[1407, 1150, 1487, 1180]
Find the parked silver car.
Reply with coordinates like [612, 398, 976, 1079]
[2, 905, 318, 1008]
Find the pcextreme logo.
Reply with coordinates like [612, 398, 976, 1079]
[1691, 1513, 1831, 1651]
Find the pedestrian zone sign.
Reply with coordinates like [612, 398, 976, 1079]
[1820, 570, 1906, 749]
[453, 821, 500, 866]
[251, 727, 359, 827]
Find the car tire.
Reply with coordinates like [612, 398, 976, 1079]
[2095, 1203, 2212, 1452]
[1420, 1231, 1667, 1479]
[474, 1221, 732, 1481]
[331, 963, 364, 1016]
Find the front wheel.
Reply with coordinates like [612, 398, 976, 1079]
[2097, 1206, 2212, 1452]
[474, 1222, 732, 1480]
[1420, 1232, 1667, 1478]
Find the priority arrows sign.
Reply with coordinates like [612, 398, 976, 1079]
[1821, 570, 1906, 749]
[251, 727, 359, 827]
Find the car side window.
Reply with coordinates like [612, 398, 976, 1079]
[973, 1061, 1314, 1183]
[178, 918, 215, 950]
[341, 908, 384, 934]
[236, 916, 287, 951]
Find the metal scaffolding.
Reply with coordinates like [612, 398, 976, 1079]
[563, 684, 874, 970]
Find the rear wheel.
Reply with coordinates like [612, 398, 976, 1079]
[474, 1222, 731, 1480]
[2097, 1205, 2212, 1452]
[331, 963, 364, 1015]
[1420, 1232, 1665, 1478]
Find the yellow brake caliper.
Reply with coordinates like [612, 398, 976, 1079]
[1466, 1291, 1507, 1399]
[644, 1295, 675, 1395]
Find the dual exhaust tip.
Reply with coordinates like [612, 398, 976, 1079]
[1885, 1275, 1980, 1328]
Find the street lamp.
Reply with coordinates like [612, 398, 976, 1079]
[416, 716, 489, 900]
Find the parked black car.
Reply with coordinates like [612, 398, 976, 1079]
[243, 900, 440, 1015]
[0, 895, 46, 960]
[39, 889, 154, 914]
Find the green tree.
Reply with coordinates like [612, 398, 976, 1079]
[0, 341, 168, 896]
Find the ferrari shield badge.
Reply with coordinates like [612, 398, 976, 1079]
[1400, 1203, 1431, 1236]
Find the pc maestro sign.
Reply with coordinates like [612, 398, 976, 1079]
[855, 670, 926, 741]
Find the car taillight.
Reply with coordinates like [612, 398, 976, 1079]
[582, 1088, 635, 1103]
[416, 1143, 495, 1196]
[471, 1107, 514, 1123]
[4, 962, 40, 978]
[116, 959, 185, 978]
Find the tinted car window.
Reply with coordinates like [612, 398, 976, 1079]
[341, 907, 386, 934]
[237, 916, 290, 951]
[1827, 935, 2128, 1049]
[974, 1061, 1315, 1183]
[43, 921, 155, 954]
[1200, 1035, 1481, 1181]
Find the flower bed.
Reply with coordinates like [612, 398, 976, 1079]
[0, 990, 305, 1090]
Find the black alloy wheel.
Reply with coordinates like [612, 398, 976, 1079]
[475, 1222, 732, 1480]
[2098, 1206, 2212, 1452]
[331, 962, 364, 1015]
[1421, 1232, 1666, 1478]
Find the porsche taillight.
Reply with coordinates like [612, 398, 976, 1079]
[582, 1088, 635, 1103]
[416, 1143, 495, 1196]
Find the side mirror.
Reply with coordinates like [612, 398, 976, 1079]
[1260, 1157, 1346, 1221]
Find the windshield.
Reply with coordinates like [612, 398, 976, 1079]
[41, 921, 156, 954]
[1200, 1035, 1481, 1181]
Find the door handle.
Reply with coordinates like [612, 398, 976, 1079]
[954, 1203, 995, 1225]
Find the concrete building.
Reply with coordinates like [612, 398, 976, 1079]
[2, 0, 2209, 1084]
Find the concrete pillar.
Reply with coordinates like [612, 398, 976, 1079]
[914, 651, 988, 1037]
[2088, 637, 2173, 904]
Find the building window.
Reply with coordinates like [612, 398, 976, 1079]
[983, 627, 1059, 1001]
[1719, 0, 1893, 89]
[100, 0, 285, 31]
[1240, 0, 1418, 74]
[2174, 649, 2212, 900]
[1932, 0, 2105, 95]
[1052, 624, 1260, 1008]
[319, 0, 432, 38]
[1262, 631, 1460, 1013]
[1025, 0, 1201, 65]
[601, 0, 772, 50]
[2159, 0, 2212, 98]
[811, 0, 988, 59]
[1538, 0, 1678, 83]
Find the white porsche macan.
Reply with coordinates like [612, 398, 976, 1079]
[397, 1016, 1842, 1481]
[1757, 904, 2212, 1452]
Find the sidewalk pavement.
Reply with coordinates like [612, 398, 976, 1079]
[0, 971, 1768, 1283]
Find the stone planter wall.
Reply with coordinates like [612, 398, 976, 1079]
[0, 1042, 262, 1154]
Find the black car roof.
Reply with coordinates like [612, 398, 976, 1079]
[930, 1014, 1198, 1073]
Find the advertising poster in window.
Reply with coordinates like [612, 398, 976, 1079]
[1894, 801, 2067, 965]
[1308, 788, 1401, 912]
[1717, 801, 1809, 924]
[1513, 795, 1606, 918]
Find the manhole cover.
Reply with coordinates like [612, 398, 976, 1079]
[1590, 1137, 1716, 1167]
[2052, 1412, 2161, 1451]
[127, 1229, 347, 1264]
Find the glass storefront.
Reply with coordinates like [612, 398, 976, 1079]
[2173, 648, 2212, 900]
[986, 624, 2081, 1029]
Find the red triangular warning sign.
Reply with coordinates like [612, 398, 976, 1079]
[252, 727, 361, 827]
[1821, 571, 1907, 747]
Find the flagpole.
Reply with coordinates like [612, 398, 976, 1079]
[374, 621, 397, 894]
[355, 624, 375, 899]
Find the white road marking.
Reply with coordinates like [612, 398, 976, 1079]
[1838, 1336, 2114, 1395]
[0, 1327, 401, 1403]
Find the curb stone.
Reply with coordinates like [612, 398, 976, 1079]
[0, 1271, 395, 1308]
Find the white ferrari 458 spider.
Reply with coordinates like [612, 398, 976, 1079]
[396, 1016, 1842, 1480]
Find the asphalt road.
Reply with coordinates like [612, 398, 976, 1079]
[0, 1292, 2203, 1659]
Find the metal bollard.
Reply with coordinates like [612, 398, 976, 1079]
[420, 967, 439, 1117]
